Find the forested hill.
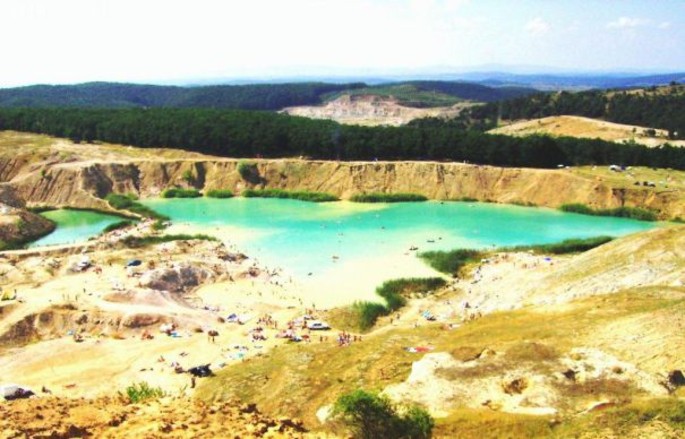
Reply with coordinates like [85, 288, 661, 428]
[0, 82, 368, 110]
[468, 83, 685, 139]
[322, 81, 536, 107]
[0, 81, 535, 110]
[2, 107, 685, 170]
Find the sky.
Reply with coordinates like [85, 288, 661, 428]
[1, 0, 684, 87]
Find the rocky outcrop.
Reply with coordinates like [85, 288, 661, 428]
[0, 184, 25, 208]
[282, 94, 466, 126]
[139, 262, 213, 293]
[0, 187, 55, 248]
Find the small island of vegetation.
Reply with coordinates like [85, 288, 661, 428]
[350, 193, 428, 203]
[242, 188, 338, 202]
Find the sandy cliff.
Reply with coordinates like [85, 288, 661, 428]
[0, 132, 683, 218]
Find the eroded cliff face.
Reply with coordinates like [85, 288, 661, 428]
[0, 204, 55, 248]
[0, 156, 681, 219]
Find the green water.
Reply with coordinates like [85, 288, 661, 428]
[29, 209, 123, 248]
[141, 198, 656, 278]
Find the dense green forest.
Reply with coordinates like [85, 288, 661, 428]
[469, 84, 685, 139]
[0, 81, 535, 110]
[0, 82, 365, 110]
[2, 107, 685, 169]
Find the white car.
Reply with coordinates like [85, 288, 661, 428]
[307, 321, 330, 330]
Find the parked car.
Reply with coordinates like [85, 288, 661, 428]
[307, 320, 330, 330]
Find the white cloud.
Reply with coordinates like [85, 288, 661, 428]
[659, 21, 672, 29]
[607, 17, 650, 29]
[525, 17, 550, 35]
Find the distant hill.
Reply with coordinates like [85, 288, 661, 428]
[323, 81, 536, 107]
[0, 81, 536, 110]
[0, 82, 367, 110]
[425, 71, 685, 91]
[488, 115, 685, 148]
[467, 83, 685, 140]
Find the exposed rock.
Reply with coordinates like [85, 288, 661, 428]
[0, 199, 55, 248]
[282, 94, 470, 127]
[121, 313, 165, 328]
[0, 184, 25, 208]
[502, 377, 528, 395]
[139, 263, 212, 293]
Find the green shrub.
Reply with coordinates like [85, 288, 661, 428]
[376, 278, 446, 311]
[103, 220, 134, 233]
[205, 189, 234, 199]
[152, 219, 168, 231]
[505, 236, 614, 255]
[352, 277, 446, 330]
[27, 205, 57, 214]
[418, 249, 483, 275]
[237, 160, 260, 183]
[560, 203, 658, 221]
[105, 193, 169, 221]
[162, 188, 202, 198]
[242, 188, 338, 202]
[120, 233, 217, 248]
[352, 301, 388, 331]
[350, 193, 428, 203]
[333, 389, 434, 439]
[124, 382, 166, 404]
[105, 193, 135, 210]
[181, 169, 194, 184]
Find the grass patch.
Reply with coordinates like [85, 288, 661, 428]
[205, 189, 234, 199]
[418, 249, 484, 275]
[351, 302, 388, 332]
[351, 277, 446, 331]
[242, 188, 338, 202]
[103, 220, 134, 233]
[105, 193, 169, 221]
[504, 342, 559, 362]
[27, 205, 57, 214]
[555, 377, 638, 399]
[504, 236, 614, 255]
[434, 409, 553, 439]
[123, 381, 166, 404]
[161, 188, 202, 198]
[560, 203, 658, 221]
[350, 193, 427, 203]
[377, 278, 446, 309]
[62, 206, 134, 219]
[120, 233, 217, 248]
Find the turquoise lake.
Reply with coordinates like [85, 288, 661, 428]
[32, 199, 656, 305]
[141, 198, 655, 278]
[29, 209, 123, 248]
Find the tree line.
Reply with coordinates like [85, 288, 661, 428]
[0, 82, 366, 110]
[0, 80, 535, 110]
[1, 107, 685, 169]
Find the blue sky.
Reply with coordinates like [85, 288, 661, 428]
[1, 0, 683, 86]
